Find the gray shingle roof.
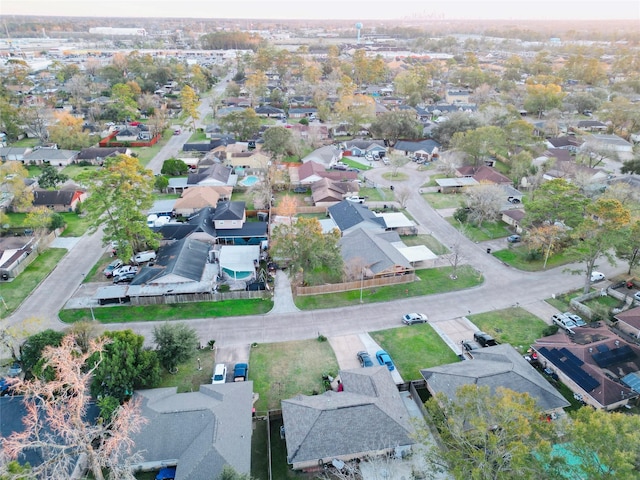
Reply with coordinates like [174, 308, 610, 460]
[281, 367, 414, 466]
[212, 201, 245, 221]
[328, 200, 386, 233]
[131, 383, 254, 480]
[339, 227, 412, 274]
[131, 237, 209, 285]
[421, 344, 569, 412]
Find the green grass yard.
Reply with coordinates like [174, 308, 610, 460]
[447, 218, 512, 241]
[493, 247, 580, 271]
[468, 307, 550, 353]
[422, 192, 463, 210]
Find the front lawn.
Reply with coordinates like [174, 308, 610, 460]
[371, 324, 460, 381]
[468, 307, 550, 353]
[62, 164, 100, 181]
[401, 234, 449, 255]
[422, 192, 463, 210]
[447, 218, 511, 241]
[60, 213, 92, 237]
[493, 247, 580, 271]
[58, 298, 273, 323]
[0, 248, 67, 315]
[156, 348, 216, 392]
[358, 187, 394, 202]
[249, 338, 339, 413]
[295, 265, 483, 310]
[341, 157, 372, 171]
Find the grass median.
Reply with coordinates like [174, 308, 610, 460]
[295, 265, 483, 310]
[58, 298, 273, 324]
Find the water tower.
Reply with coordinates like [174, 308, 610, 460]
[355, 22, 363, 44]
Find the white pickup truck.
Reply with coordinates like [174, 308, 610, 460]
[345, 196, 366, 204]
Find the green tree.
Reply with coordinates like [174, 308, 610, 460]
[111, 83, 139, 120]
[217, 465, 253, 480]
[38, 164, 69, 189]
[24, 206, 53, 237]
[262, 126, 293, 160]
[394, 65, 434, 106]
[47, 112, 94, 150]
[89, 330, 160, 405]
[621, 157, 640, 175]
[430, 112, 482, 147]
[0, 96, 22, 141]
[180, 85, 201, 130]
[153, 323, 199, 373]
[244, 70, 268, 106]
[570, 197, 631, 294]
[334, 93, 375, 136]
[0, 161, 33, 211]
[161, 158, 189, 176]
[563, 407, 640, 480]
[270, 217, 344, 286]
[369, 111, 423, 145]
[523, 179, 588, 229]
[218, 109, 261, 141]
[524, 83, 565, 118]
[81, 154, 158, 263]
[421, 385, 556, 480]
[154, 175, 169, 193]
[451, 126, 507, 167]
[19, 329, 65, 378]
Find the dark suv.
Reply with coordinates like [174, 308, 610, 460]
[473, 331, 498, 347]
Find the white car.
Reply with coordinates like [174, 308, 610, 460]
[564, 312, 586, 327]
[552, 313, 577, 332]
[402, 313, 428, 325]
[634, 291, 640, 302]
[590, 271, 605, 282]
[345, 196, 366, 203]
[211, 363, 227, 384]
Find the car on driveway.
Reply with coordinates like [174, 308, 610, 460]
[103, 259, 123, 278]
[212, 363, 227, 384]
[402, 313, 428, 325]
[112, 264, 138, 277]
[233, 363, 248, 382]
[462, 340, 482, 352]
[507, 234, 521, 243]
[473, 331, 498, 347]
[375, 350, 395, 371]
[113, 271, 136, 284]
[635, 291, 640, 302]
[564, 312, 586, 327]
[590, 271, 605, 282]
[552, 313, 577, 332]
[357, 351, 374, 367]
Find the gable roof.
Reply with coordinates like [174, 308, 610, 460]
[76, 147, 128, 161]
[187, 164, 234, 186]
[340, 227, 413, 275]
[131, 383, 253, 480]
[394, 139, 440, 153]
[212, 201, 245, 221]
[174, 186, 221, 211]
[32, 189, 83, 206]
[301, 145, 341, 167]
[328, 200, 386, 233]
[281, 367, 414, 466]
[421, 344, 569, 412]
[23, 149, 78, 162]
[131, 237, 210, 285]
[457, 165, 512, 184]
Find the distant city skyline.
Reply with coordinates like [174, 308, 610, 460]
[2, 0, 639, 21]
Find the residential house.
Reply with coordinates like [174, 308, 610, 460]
[281, 367, 415, 471]
[532, 325, 640, 410]
[613, 307, 640, 340]
[545, 136, 583, 153]
[288, 107, 318, 119]
[168, 165, 236, 193]
[288, 123, 330, 142]
[445, 89, 471, 104]
[300, 145, 342, 169]
[328, 200, 386, 236]
[212, 201, 246, 230]
[173, 186, 223, 217]
[227, 150, 270, 170]
[0, 147, 32, 162]
[212, 201, 268, 245]
[154, 207, 217, 244]
[295, 161, 358, 186]
[422, 344, 570, 414]
[581, 134, 634, 158]
[339, 227, 416, 277]
[542, 160, 608, 186]
[23, 149, 79, 167]
[392, 140, 440, 160]
[114, 128, 138, 142]
[130, 383, 253, 480]
[76, 147, 130, 165]
[311, 178, 359, 207]
[342, 140, 386, 158]
[501, 209, 525, 233]
[576, 120, 607, 132]
[456, 165, 513, 185]
[0, 236, 35, 281]
[31, 188, 87, 212]
[254, 105, 285, 118]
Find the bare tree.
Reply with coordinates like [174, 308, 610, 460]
[1, 335, 147, 480]
[21, 106, 51, 144]
[395, 186, 412, 208]
[389, 154, 410, 177]
[463, 182, 504, 226]
[436, 150, 465, 176]
[66, 74, 90, 110]
[343, 256, 368, 282]
[446, 235, 465, 280]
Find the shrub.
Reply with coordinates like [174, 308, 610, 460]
[542, 324, 559, 336]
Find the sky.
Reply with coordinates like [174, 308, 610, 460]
[2, 0, 639, 21]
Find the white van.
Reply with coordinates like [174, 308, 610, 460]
[212, 363, 227, 384]
[131, 250, 157, 264]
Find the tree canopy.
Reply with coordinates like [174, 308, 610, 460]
[369, 111, 423, 145]
[153, 323, 199, 373]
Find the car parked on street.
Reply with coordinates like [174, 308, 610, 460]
[590, 271, 605, 282]
[402, 313, 428, 325]
[564, 312, 586, 327]
[552, 313, 577, 332]
[212, 363, 227, 384]
[507, 234, 521, 243]
[103, 259, 123, 278]
[375, 350, 395, 371]
[357, 351, 374, 367]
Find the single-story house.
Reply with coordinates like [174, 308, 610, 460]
[173, 186, 221, 217]
[0, 147, 32, 162]
[392, 140, 440, 160]
[130, 383, 253, 480]
[342, 140, 386, 158]
[542, 160, 608, 185]
[154, 207, 217, 244]
[31, 188, 87, 212]
[227, 151, 270, 169]
[287, 123, 330, 142]
[576, 120, 607, 132]
[288, 107, 317, 119]
[545, 136, 583, 152]
[328, 200, 386, 236]
[445, 89, 471, 104]
[311, 178, 359, 207]
[340, 227, 414, 278]
[422, 344, 570, 414]
[501, 209, 525, 233]
[281, 367, 415, 471]
[23, 149, 79, 167]
[0, 236, 35, 281]
[532, 325, 640, 410]
[581, 134, 634, 158]
[169, 165, 237, 193]
[435, 177, 479, 194]
[456, 165, 513, 185]
[613, 307, 640, 340]
[300, 145, 342, 169]
[255, 105, 285, 118]
[76, 147, 130, 165]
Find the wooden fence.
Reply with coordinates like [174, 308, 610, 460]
[129, 289, 270, 306]
[295, 206, 327, 214]
[296, 273, 415, 296]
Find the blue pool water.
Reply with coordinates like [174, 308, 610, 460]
[222, 268, 252, 280]
[241, 175, 260, 187]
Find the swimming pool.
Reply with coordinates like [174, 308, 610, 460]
[240, 175, 260, 187]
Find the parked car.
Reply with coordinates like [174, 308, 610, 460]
[212, 363, 227, 384]
[345, 196, 366, 203]
[473, 331, 498, 347]
[635, 291, 640, 302]
[131, 250, 157, 264]
[552, 313, 577, 332]
[462, 340, 482, 352]
[564, 312, 586, 327]
[357, 351, 374, 367]
[507, 234, 521, 243]
[590, 271, 605, 282]
[402, 313, 428, 325]
[155, 467, 176, 480]
[113, 271, 136, 284]
[333, 164, 348, 171]
[375, 350, 395, 371]
[233, 363, 248, 382]
[103, 259, 123, 278]
[112, 264, 138, 277]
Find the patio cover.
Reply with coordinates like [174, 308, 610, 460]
[219, 245, 260, 278]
